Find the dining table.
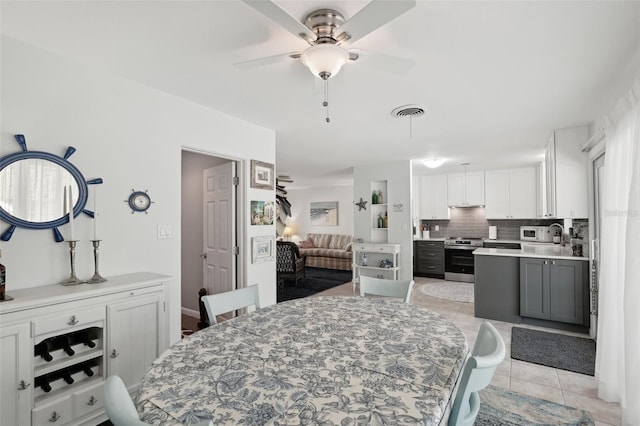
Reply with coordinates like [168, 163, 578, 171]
[135, 296, 469, 425]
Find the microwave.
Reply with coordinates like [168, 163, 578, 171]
[520, 226, 553, 242]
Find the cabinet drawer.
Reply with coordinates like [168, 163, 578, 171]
[417, 255, 444, 266]
[353, 245, 397, 254]
[416, 263, 444, 274]
[32, 396, 72, 426]
[73, 381, 104, 419]
[33, 307, 105, 337]
[416, 241, 444, 249]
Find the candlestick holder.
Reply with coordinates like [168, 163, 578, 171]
[61, 240, 83, 286]
[86, 240, 107, 284]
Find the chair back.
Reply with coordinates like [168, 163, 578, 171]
[276, 241, 300, 272]
[448, 321, 506, 426]
[104, 375, 148, 426]
[359, 276, 414, 303]
[201, 284, 261, 324]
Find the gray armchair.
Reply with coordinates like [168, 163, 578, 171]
[276, 241, 306, 286]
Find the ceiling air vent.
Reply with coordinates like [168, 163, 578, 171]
[391, 105, 425, 118]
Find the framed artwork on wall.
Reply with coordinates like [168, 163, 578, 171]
[251, 200, 275, 225]
[310, 201, 338, 226]
[251, 236, 274, 263]
[250, 160, 274, 190]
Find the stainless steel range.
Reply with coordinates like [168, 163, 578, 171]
[444, 237, 483, 282]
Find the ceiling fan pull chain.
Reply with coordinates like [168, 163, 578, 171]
[323, 78, 330, 123]
[410, 115, 413, 139]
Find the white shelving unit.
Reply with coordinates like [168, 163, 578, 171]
[352, 243, 401, 290]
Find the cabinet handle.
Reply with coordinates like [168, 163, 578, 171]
[544, 260, 548, 264]
[18, 380, 31, 390]
[49, 412, 61, 422]
[87, 396, 98, 406]
[111, 349, 119, 358]
[552, 260, 555, 265]
[68, 315, 79, 325]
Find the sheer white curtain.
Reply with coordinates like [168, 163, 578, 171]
[595, 80, 640, 426]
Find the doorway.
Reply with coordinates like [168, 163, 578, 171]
[181, 149, 240, 331]
[590, 152, 605, 339]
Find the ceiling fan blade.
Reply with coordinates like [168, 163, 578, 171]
[242, 0, 316, 43]
[234, 52, 299, 70]
[349, 49, 414, 74]
[337, 0, 416, 45]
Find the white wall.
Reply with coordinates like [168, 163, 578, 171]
[0, 37, 276, 343]
[353, 161, 414, 281]
[285, 185, 354, 241]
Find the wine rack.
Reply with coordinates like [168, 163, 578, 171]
[33, 326, 105, 404]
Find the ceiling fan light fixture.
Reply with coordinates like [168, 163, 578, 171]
[301, 44, 348, 80]
[422, 158, 445, 168]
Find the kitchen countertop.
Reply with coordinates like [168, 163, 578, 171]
[413, 237, 446, 241]
[474, 245, 588, 261]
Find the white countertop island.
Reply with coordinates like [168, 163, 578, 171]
[474, 245, 588, 261]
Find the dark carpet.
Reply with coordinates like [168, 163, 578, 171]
[511, 327, 596, 376]
[277, 267, 352, 303]
[475, 385, 594, 425]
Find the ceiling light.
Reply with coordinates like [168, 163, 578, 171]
[422, 158, 445, 168]
[300, 44, 349, 80]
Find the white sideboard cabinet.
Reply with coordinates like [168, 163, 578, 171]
[352, 243, 401, 291]
[0, 272, 170, 426]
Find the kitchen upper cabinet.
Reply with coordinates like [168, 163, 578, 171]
[418, 175, 449, 219]
[447, 171, 484, 207]
[485, 168, 537, 219]
[542, 126, 589, 218]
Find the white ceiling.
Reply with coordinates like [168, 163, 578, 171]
[2, 1, 639, 188]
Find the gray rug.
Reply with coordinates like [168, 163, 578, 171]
[476, 385, 594, 425]
[416, 281, 474, 303]
[511, 327, 596, 376]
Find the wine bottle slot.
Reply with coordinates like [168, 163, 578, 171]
[35, 340, 54, 362]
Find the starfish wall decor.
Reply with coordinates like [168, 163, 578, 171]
[355, 198, 368, 211]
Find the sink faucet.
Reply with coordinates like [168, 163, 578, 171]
[549, 223, 565, 246]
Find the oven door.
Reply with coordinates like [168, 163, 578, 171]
[444, 247, 476, 282]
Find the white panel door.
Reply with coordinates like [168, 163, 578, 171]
[107, 293, 162, 392]
[0, 323, 31, 426]
[509, 167, 537, 218]
[484, 170, 509, 219]
[203, 162, 236, 296]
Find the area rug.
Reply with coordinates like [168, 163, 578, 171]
[277, 267, 352, 303]
[476, 385, 594, 425]
[417, 281, 474, 303]
[511, 327, 596, 376]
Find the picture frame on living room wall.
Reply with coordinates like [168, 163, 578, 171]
[310, 201, 338, 226]
[250, 160, 274, 190]
[251, 236, 274, 263]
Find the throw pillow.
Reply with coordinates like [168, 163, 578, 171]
[300, 238, 315, 248]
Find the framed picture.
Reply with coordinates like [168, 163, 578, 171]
[251, 236, 274, 263]
[250, 160, 274, 190]
[310, 201, 338, 226]
[251, 200, 275, 225]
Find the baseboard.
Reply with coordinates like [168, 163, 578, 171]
[181, 307, 199, 318]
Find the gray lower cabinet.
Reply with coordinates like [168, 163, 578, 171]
[520, 257, 588, 325]
[474, 255, 521, 323]
[414, 241, 444, 278]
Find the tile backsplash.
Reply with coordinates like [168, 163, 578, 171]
[420, 207, 589, 243]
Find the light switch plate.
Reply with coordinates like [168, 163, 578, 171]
[157, 225, 172, 239]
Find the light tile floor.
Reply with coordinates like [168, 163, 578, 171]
[314, 276, 622, 426]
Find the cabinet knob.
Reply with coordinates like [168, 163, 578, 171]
[544, 260, 548, 264]
[68, 315, 79, 325]
[111, 349, 119, 358]
[18, 380, 31, 390]
[88, 396, 98, 406]
[49, 412, 61, 422]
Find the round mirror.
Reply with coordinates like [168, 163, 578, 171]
[0, 157, 80, 223]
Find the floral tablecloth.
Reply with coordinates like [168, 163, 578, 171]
[135, 296, 468, 425]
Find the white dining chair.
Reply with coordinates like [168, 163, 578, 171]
[201, 284, 261, 325]
[104, 375, 149, 426]
[359, 276, 414, 304]
[448, 321, 506, 426]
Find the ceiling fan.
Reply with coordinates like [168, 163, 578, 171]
[239, 0, 417, 81]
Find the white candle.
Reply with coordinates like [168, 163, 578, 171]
[93, 186, 98, 241]
[63, 186, 68, 217]
[68, 185, 75, 240]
